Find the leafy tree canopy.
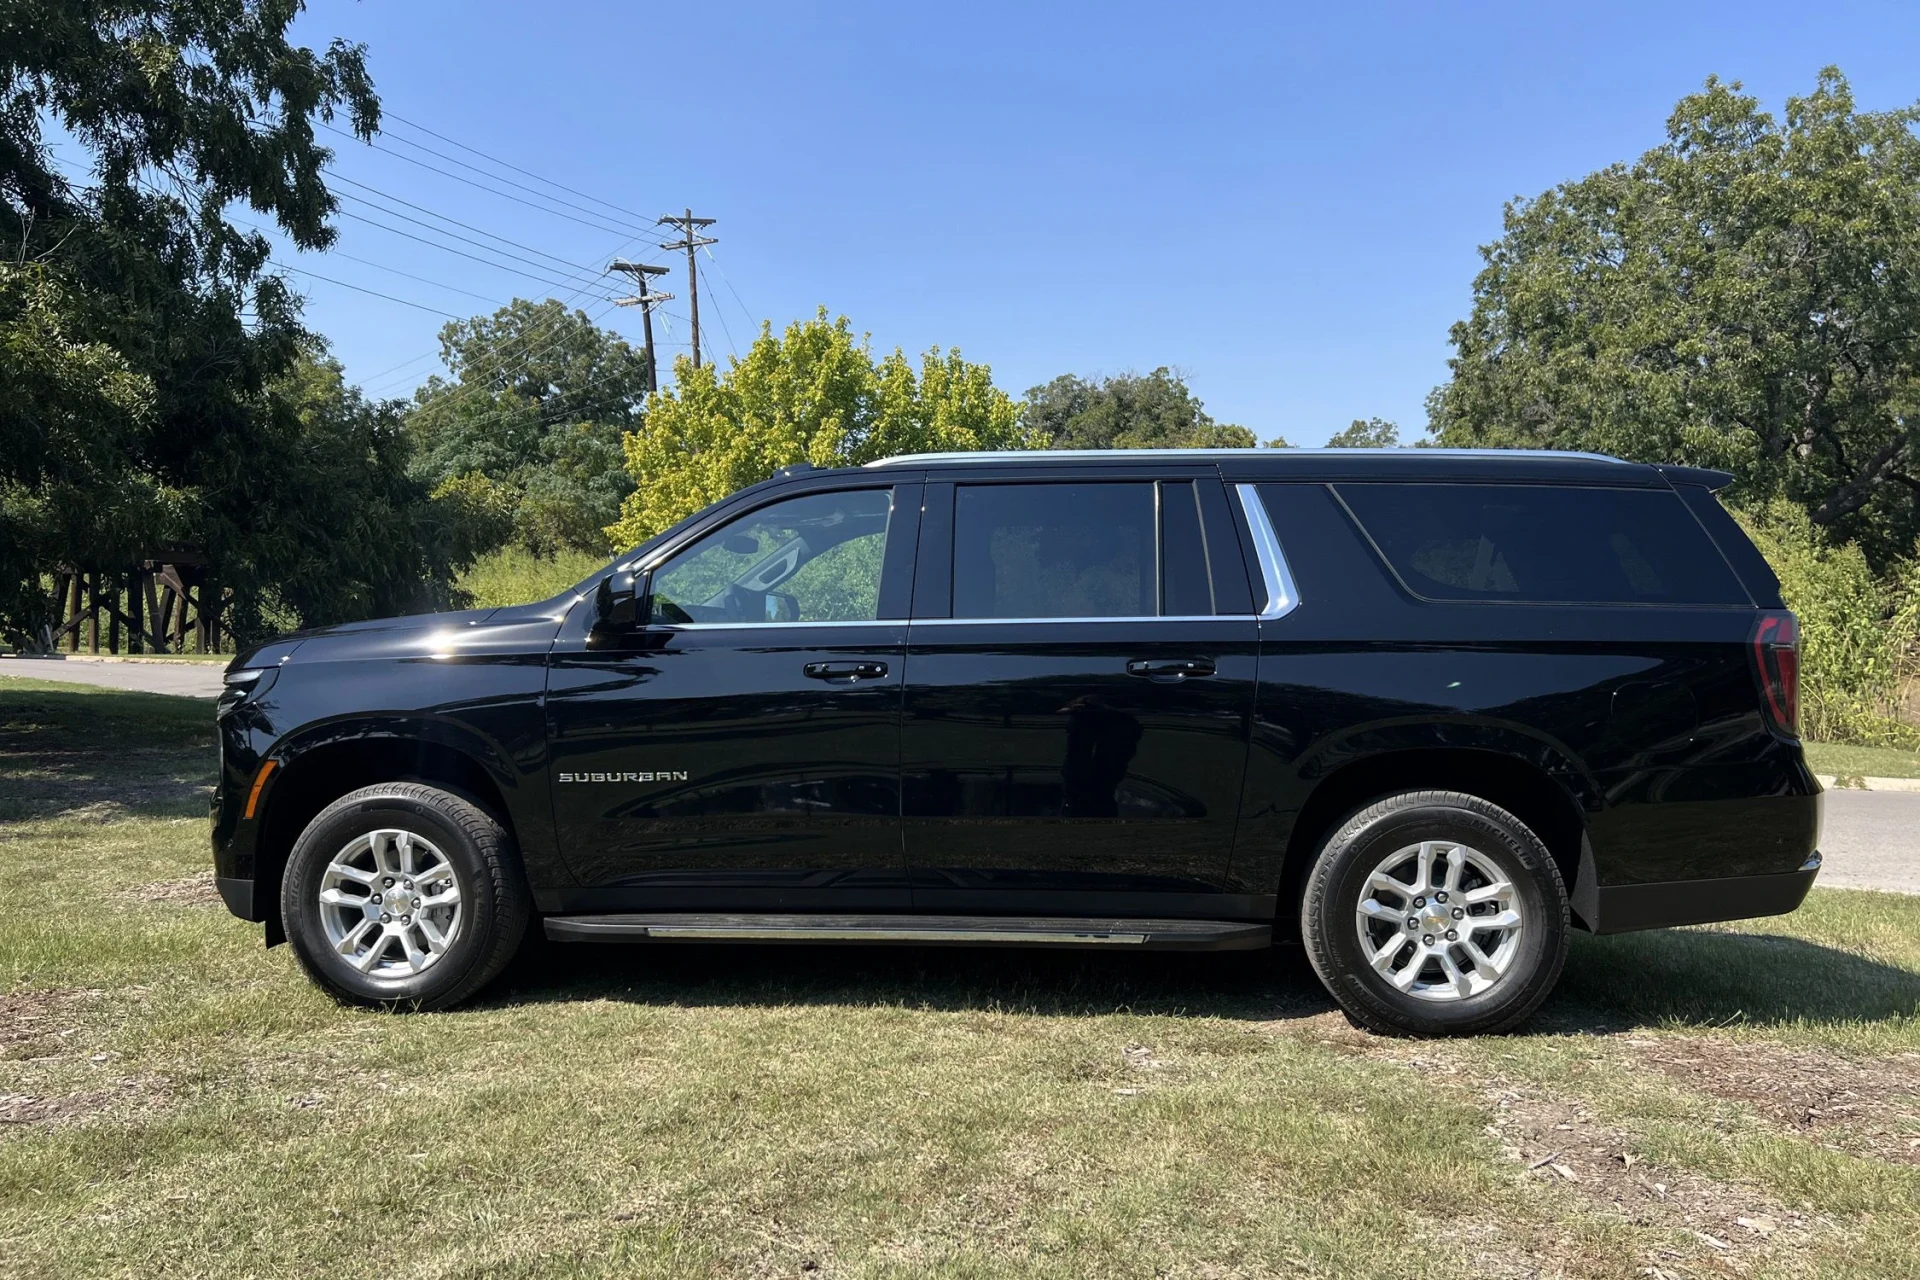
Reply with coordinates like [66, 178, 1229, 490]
[234, 347, 455, 633]
[0, 0, 380, 644]
[608, 310, 1028, 546]
[407, 298, 647, 556]
[1429, 68, 1920, 567]
[1024, 368, 1259, 450]
[1326, 417, 1401, 448]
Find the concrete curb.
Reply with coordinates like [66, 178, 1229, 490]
[0, 653, 226, 665]
[1816, 774, 1920, 793]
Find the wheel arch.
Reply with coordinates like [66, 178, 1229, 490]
[1272, 746, 1591, 940]
[251, 722, 516, 944]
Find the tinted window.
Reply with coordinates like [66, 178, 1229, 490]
[1336, 483, 1749, 606]
[650, 489, 892, 624]
[1160, 481, 1214, 615]
[953, 483, 1154, 619]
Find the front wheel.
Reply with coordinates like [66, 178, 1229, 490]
[1301, 790, 1569, 1037]
[280, 783, 531, 1011]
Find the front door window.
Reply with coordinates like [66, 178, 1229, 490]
[650, 489, 893, 625]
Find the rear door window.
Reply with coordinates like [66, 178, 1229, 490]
[952, 482, 1155, 619]
[1335, 483, 1750, 606]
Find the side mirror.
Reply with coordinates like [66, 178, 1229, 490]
[590, 570, 640, 644]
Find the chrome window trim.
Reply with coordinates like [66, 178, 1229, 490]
[911, 614, 1235, 626]
[653, 615, 1236, 631]
[653, 619, 901, 631]
[1235, 483, 1299, 622]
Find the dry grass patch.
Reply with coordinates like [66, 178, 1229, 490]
[1624, 1035, 1920, 1166]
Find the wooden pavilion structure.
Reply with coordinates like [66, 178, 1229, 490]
[43, 548, 228, 655]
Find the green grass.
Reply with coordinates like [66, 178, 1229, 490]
[2, 673, 1918, 1277]
[1803, 739, 1920, 779]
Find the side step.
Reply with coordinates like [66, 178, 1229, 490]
[543, 913, 1270, 952]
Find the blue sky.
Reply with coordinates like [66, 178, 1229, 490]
[277, 0, 1920, 445]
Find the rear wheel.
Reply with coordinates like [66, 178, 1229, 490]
[280, 783, 530, 1011]
[1301, 790, 1569, 1037]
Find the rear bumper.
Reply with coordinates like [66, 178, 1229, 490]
[1589, 854, 1820, 935]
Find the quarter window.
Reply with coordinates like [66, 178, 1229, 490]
[649, 489, 893, 625]
[1336, 483, 1749, 606]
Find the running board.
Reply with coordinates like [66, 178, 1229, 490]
[542, 913, 1271, 951]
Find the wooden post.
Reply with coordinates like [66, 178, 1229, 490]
[49, 572, 69, 649]
[107, 573, 121, 654]
[143, 573, 165, 653]
[66, 574, 82, 652]
[128, 571, 143, 654]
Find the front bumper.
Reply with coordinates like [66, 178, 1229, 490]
[1589, 853, 1821, 935]
[216, 875, 256, 920]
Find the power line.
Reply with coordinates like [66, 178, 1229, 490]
[333, 201, 619, 297]
[231, 218, 510, 307]
[366, 123, 655, 236]
[277, 264, 464, 318]
[701, 244, 760, 337]
[702, 274, 737, 362]
[324, 170, 631, 280]
[381, 109, 654, 226]
[318, 122, 641, 238]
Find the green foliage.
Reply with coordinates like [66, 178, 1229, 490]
[407, 299, 645, 557]
[1325, 417, 1401, 448]
[609, 310, 1028, 547]
[0, 0, 382, 645]
[0, 264, 178, 640]
[454, 544, 606, 610]
[1430, 69, 1920, 570]
[429, 472, 516, 567]
[1024, 368, 1256, 450]
[231, 349, 456, 632]
[1734, 500, 1920, 746]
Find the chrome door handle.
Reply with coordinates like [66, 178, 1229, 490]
[1125, 657, 1216, 680]
[803, 660, 888, 682]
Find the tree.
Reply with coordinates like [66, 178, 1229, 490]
[1024, 368, 1257, 449]
[1429, 69, 1920, 567]
[1326, 417, 1401, 448]
[226, 348, 455, 633]
[1, 0, 380, 643]
[608, 310, 1029, 546]
[406, 298, 647, 556]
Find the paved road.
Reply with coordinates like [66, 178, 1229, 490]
[1, 657, 1915, 893]
[0, 656, 223, 698]
[1819, 790, 1920, 895]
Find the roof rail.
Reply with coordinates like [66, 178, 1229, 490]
[863, 447, 1633, 467]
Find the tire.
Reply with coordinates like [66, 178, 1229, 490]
[280, 783, 531, 1011]
[1300, 790, 1569, 1037]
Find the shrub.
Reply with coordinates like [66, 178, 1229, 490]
[454, 545, 607, 610]
[1733, 500, 1920, 746]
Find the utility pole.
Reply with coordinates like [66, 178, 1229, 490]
[608, 259, 672, 393]
[657, 208, 716, 368]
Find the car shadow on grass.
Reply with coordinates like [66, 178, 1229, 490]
[0, 685, 216, 822]
[482, 924, 1920, 1036]
[1542, 927, 1920, 1033]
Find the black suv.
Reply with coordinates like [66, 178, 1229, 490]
[212, 448, 1819, 1036]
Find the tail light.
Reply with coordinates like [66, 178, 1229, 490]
[1751, 610, 1799, 738]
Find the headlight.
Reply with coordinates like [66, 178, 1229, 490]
[217, 666, 279, 715]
